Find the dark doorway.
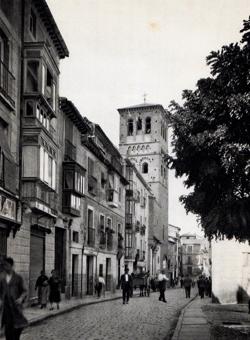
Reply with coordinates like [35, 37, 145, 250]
[86, 256, 94, 295]
[55, 227, 66, 292]
[0, 227, 7, 256]
[72, 254, 79, 296]
[106, 258, 111, 291]
[30, 227, 45, 299]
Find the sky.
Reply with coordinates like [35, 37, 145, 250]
[47, 0, 250, 236]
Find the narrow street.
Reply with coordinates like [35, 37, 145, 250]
[18, 288, 196, 340]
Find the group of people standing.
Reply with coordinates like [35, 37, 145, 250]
[35, 269, 61, 310]
[197, 276, 212, 298]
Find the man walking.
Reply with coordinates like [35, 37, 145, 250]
[0, 257, 28, 340]
[158, 270, 168, 303]
[183, 274, 192, 298]
[120, 268, 132, 304]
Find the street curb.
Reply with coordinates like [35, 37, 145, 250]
[171, 294, 198, 340]
[28, 295, 122, 327]
[0, 295, 122, 337]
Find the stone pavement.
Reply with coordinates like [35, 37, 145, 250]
[1, 287, 197, 340]
[172, 295, 211, 340]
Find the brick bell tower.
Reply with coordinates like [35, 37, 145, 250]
[118, 102, 169, 271]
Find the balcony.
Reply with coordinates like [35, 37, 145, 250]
[65, 139, 76, 161]
[126, 188, 138, 201]
[62, 192, 81, 217]
[22, 181, 57, 217]
[140, 225, 146, 236]
[87, 227, 95, 247]
[106, 188, 119, 208]
[88, 175, 98, 196]
[125, 213, 133, 229]
[125, 247, 134, 259]
[0, 60, 15, 108]
[99, 230, 106, 249]
[118, 233, 124, 249]
[107, 232, 113, 251]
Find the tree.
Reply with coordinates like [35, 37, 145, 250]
[167, 18, 250, 241]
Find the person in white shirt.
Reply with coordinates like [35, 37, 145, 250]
[158, 270, 168, 303]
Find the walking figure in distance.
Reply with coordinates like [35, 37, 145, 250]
[0, 257, 28, 340]
[158, 270, 168, 303]
[35, 270, 49, 309]
[121, 268, 132, 304]
[48, 269, 61, 310]
[183, 274, 192, 298]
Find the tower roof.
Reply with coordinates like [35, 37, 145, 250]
[118, 102, 165, 112]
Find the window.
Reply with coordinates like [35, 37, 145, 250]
[107, 217, 112, 230]
[71, 194, 81, 211]
[101, 172, 106, 189]
[25, 101, 33, 116]
[145, 117, 151, 134]
[142, 162, 148, 174]
[99, 264, 103, 276]
[118, 187, 122, 202]
[99, 214, 105, 228]
[125, 232, 132, 247]
[127, 119, 133, 136]
[72, 231, 79, 243]
[75, 172, 85, 195]
[118, 223, 121, 234]
[26, 61, 39, 92]
[88, 158, 95, 176]
[29, 9, 37, 38]
[187, 256, 192, 264]
[187, 245, 192, 253]
[39, 146, 56, 189]
[136, 117, 142, 131]
[87, 208, 94, 228]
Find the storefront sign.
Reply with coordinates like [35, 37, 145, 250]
[0, 194, 16, 221]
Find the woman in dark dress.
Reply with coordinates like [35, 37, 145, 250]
[48, 270, 61, 310]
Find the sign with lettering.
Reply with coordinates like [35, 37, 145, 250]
[0, 194, 16, 221]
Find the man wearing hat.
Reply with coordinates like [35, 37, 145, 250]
[120, 267, 133, 304]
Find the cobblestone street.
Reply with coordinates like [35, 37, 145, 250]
[17, 288, 196, 340]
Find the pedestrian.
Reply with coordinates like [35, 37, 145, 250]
[180, 276, 184, 288]
[48, 269, 61, 310]
[120, 268, 132, 304]
[183, 274, 192, 298]
[146, 271, 151, 297]
[199, 276, 206, 299]
[35, 270, 49, 309]
[0, 257, 28, 340]
[158, 270, 168, 303]
[96, 275, 105, 298]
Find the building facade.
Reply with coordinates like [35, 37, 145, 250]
[0, 0, 22, 259]
[212, 239, 250, 304]
[180, 233, 211, 280]
[167, 224, 181, 283]
[118, 103, 169, 272]
[124, 158, 150, 274]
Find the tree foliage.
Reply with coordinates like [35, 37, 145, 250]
[167, 18, 250, 241]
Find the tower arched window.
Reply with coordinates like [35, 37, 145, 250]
[145, 117, 151, 134]
[137, 117, 142, 132]
[142, 162, 148, 174]
[127, 119, 133, 136]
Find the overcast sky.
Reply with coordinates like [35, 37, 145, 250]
[47, 0, 250, 236]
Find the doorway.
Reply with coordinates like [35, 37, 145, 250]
[86, 256, 94, 295]
[105, 258, 111, 291]
[30, 227, 45, 299]
[55, 227, 66, 292]
[72, 254, 79, 296]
